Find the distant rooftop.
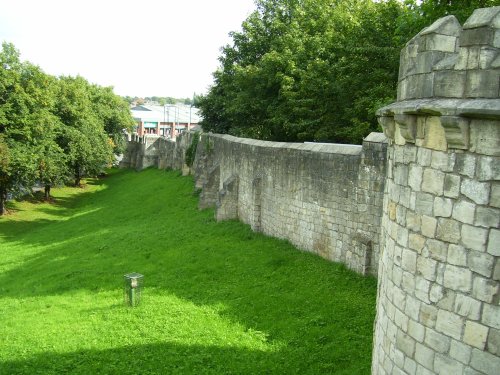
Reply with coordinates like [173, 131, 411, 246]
[131, 104, 201, 124]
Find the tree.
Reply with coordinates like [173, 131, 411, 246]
[91, 85, 135, 155]
[55, 76, 115, 187]
[198, 0, 487, 144]
[0, 42, 62, 211]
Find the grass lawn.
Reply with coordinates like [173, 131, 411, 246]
[0, 168, 377, 374]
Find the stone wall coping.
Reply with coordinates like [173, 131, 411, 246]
[209, 133, 363, 155]
[420, 15, 461, 36]
[377, 98, 500, 119]
[463, 6, 500, 29]
[364, 132, 388, 143]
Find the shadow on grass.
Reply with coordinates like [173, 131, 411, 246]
[0, 168, 376, 374]
[0, 340, 357, 374]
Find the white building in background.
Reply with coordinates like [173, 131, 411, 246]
[130, 103, 202, 138]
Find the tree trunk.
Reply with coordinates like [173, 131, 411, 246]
[75, 166, 81, 187]
[0, 189, 6, 216]
[44, 185, 51, 201]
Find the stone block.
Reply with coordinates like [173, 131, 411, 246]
[461, 27, 496, 47]
[476, 207, 500, 228]
[395, 307, 410, 331]
[452, 200, 475, 224]
[429, 283, 444, 303]
[468, 251, 494, 277]
[396, 205, 407, 226]
[465, 70, 500, 98]
[461, 178, 490, 205]
[424, 14, 461, 37]
[482, 304, 500, 330]
[422, 168, 445, 195]
[402, 271, 416, 293]
[444, 174, 461, 198]
[434, 70, 466, 98]
[494, 260, 500, 281]
[473, 275, 499, 303]
[441, 116, 470, 150]
[420, 303, 438, 328]
[408, 165, 423, 191]
[423, 116, 448, 151]
[434, 353, 464, 374]
[415, 276, 431, 303]
[421, 33, 458, 52]
[479, 47, 498, 69]
[415, 342, 435, 369]
[487, 228, 500, 256]
[455, 153, 476, 178]
[462, 224, 488, 251]
[462, 6, 500, 29]
[449, 339, 472, 365]
[478, 156, 500, 181]
[487, 328, 500, 356]
[407, 211, 422, 232]
[404, 296, 420, 322]
[421, 215, 437, 238]
[443, 264, 472, 292]
[436, 309, 464, 340]
[415, 192, 434, 215]
[395, 164, 409, 185]
[470, 119, 500, 157]
[464, 321, 489, 349]
[425, 327, 451, 353]
[402, 249, 417, 273]
[436, 218, 461, 244]
[491, 184, 500, 208]
[454, 294, 481, 320]
[415, 51, 449, 74]
[404, 357, 417, 375]
[470, 348, 500, 375]
[396, 330, 416, 357]
[431, 151, 455, 172]
[409, 233, 426, 252]
[427, 239, 448, 261]
[417, 257, 438, 281]
[417, 147, 432, 166]
[436, 288, 455, 311]
[447, 244, 467, 266]
[433, 197, 453, 217]
[408, 319, 425, 342]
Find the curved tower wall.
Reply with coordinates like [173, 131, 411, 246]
[372, 7, 500, 375]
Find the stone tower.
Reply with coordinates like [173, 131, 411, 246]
[372, 6, 500, 375]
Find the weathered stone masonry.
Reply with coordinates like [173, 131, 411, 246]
[194, 132, 387, 276]
[372, 7, 500, 375]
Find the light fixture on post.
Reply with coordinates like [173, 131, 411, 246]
[124, 272, 143, 307]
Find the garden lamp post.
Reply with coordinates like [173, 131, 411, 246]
[124, 272, 143, 307]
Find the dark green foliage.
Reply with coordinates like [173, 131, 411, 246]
[185, 132, 200, 167]
[198, 0, 488, 144]
[0, 169, 377, 374]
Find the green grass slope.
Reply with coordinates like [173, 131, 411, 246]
[0, 168, 377, 374]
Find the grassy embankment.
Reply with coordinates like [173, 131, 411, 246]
[0, 168, 377, 374]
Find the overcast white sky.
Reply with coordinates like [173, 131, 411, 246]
[0, 0, 256, 98]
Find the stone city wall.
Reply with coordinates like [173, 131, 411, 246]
[194, 132, 387, 276]
[372, 7, 500, 375]
[121, 131, 388, 276]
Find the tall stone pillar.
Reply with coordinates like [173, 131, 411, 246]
[372, 7, 500, 375]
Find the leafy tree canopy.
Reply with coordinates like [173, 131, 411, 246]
[198, 0, 492, 144]
[0, 42, 135, 212]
